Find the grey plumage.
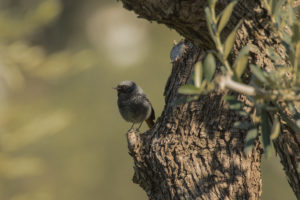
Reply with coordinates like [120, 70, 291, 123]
[115, 80, 155, 130]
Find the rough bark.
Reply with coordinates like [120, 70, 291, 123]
[121, 0, 300, 199]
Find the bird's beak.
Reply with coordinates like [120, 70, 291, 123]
[112, 86, 118, 90]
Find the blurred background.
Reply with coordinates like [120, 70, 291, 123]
[0, 0, 295, 199]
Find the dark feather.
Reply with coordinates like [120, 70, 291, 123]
[143, 96, 155, 128]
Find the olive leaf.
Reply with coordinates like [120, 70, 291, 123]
[244, 128, 258, 155]
[194, 61, 203, 88]
[208, 0, 217, 8]
[224, 20, 242, 59]
[234, 46, 250, 80]
[270, 115, 280, 140]
[203, 53, 216, 82]
[217, 1, 238, 35]
[178, 84, 201, 95]
[205, 7, 215, 37]
[261, 109, 272, 158]
[271, 0, 285, 18]
[250, 64, 268, 84]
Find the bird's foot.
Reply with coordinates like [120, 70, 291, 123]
[127, 124, 135, 132]
[128, 128, 134, 132]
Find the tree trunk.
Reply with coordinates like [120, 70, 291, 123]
[121, 0, 300, 199]
[127, 40, 262, 199]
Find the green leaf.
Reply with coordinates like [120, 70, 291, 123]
[198, 80, 207, 94]
[238, 111, 248, 116]
[216, 10, 224, 23]
[244, 139, 256, 155]
[178, 84, 200, 95]
[224, 95, 239, 104]
[272, 0, 285, 18]
[292, 22, 300, 43]
[282, 32, 292, 47]
[295, 42, 300, 83]
[234, 46, 250, 66]
[270, 0, 276, 15]
[223, 95, 235, 101]
[229, 103, 243, 110]
[235, 56, 248, 79]
[208, 0, 217, 9]
[234, 46, 250, 80]
[245, 128, 258, 141]
[194, 61, 203, 88]
[297, 72, 300, 85]
[261, 109, 272, 158]
[268, 0, 273, 14]
[205, 7, 215, 37]
[270, 116, 280, 140]
[224, 20, 242, 59]
[203, 53, 216, 82]
[244, 128, 258, 155]
[288, 103, 296, 115]
[217, 1, 238, 35]
[287, 5, 296, 25]
[224, 96, 247, 110]
[249, 64, 268, 84]
[234, 121, 252, 129]
[295, 120, 300, 127]
[267, 48, 281, 62]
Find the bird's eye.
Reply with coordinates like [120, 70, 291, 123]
[117, 85, 133, 93]
[118, 85, 128, 92]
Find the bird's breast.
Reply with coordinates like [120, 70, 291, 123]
[117, 95, 151, 123]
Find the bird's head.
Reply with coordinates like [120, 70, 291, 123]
[114, 80, 138, 95]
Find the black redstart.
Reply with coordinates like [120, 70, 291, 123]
[114, 80, 155, 130]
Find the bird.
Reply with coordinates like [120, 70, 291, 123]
[114, 80, 155, 130]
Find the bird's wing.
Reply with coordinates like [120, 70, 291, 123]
[150, 104, 155, 121]
[141, 94, 155, 128]
[141, 94, 155, 120]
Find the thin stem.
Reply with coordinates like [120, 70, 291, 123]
[219, 75, 256, 95]
[210, 7, 233, 75]
[219, 75, 272, 97]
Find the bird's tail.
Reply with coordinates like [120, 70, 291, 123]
[145, 118, 155, 128]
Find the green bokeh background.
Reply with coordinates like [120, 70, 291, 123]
[0, 0, 295, 199]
